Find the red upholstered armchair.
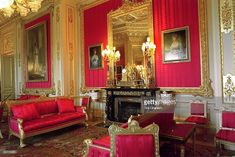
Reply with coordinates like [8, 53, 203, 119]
[215, 109, 235, 156]
[83, 120, 160, 157]
[185, 99, 208, 125]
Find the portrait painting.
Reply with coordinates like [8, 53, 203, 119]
[162, 27, 190, 63]
[26, 22, 48, 82]
[89, 44, 103, 69]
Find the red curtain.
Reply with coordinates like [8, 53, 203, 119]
[154, 0, 201, 87]
[84, 0, 201, 88]
[84, 0, 122, 87]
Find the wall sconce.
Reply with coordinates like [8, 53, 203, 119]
[102, 45, 121, 87]
[142, 37, 156, 87]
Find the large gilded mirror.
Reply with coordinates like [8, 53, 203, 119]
[107, 0, 155, 87]
[219, 0, 235, 103]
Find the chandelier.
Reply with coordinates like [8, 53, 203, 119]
[0, 0, 44, 17]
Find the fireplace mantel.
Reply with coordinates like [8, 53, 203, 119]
[104, 87, 160, 121]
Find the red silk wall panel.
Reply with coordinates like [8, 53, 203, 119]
[25, 14, 52, 88]
[84, 0, 201, 88]
[153, 0, 201, 87]
[84, 0, 122, 87]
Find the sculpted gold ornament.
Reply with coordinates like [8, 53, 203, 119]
[220, 0, 233, 33]
[223, 74, 235, 103]
[0, 0, 44, 17]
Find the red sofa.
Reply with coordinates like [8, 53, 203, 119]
[7, 97, 87, 147]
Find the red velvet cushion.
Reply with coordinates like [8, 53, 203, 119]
[120, 123, 128, 128]
[11, 103, 40, 121]
[57, 98, 75, 113]
[93, 136, 110, 148]
[185, 116, 208, 124]
[28, 95, 40, 99]
[222, 111, 235, 129]
[216, 129, 235, 143]
[82, 98, 89, 107]
[18, 95, 29, 100]
[115, 134, 155, 157]
[35, 100, 58, 115]
[87, 146, 110, 157]
[191, 103, 204, 116]
[23, 112, 85, 132]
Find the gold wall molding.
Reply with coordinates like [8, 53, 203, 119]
[79, 0, 213, 97]
[56, 7, 60, 22]
[219, 0, 235, 103]
[57, 80, 61, 95]
[220, 0, 233, 33]
[79, 0, 109, 12]
[3, 33, 14, 54]
[161, 0, 214, 97]
[70, 80, 74, 95]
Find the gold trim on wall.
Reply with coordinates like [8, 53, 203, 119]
[161, 0, 214, 97]
[219, 0, 235, 103]
[79, 0, 213, 97]
[23, 9, 55, 94]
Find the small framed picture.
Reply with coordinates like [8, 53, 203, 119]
[89, 43, 103, 69]
[162, 27, 190, 63]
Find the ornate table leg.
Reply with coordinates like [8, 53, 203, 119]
[180, 145, 185, 157]
[0, 130, 3, 139]
[193, 128, 196, 156]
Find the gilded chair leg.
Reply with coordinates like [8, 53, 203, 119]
[216, 140, 221, 157]
[8, 132, 12, 140]
[85, 122, 89, 127]
[20, 138, 26, 148]
[0, 130, 3, 139]
[83, 139, 92, 157]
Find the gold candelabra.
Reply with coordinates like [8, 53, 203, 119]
[142, 37, 156, 87]
[102, 45, 121, 87]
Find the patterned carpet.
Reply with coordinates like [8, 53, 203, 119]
[0, 121, 235, 157]
[0, 123, 108, 157]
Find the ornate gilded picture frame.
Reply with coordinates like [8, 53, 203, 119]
[88, 43, 104, 69]
[162, 27, 191, 63]
[26, 22, 48, 82]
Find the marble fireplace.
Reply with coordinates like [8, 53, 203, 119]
[104, 88, 159, 122]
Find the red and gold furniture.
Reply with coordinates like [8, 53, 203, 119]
[83, 104, 196, 157]
[185, 99, 208, 125]
[215, 109, 235, 156]
[6, 97, 88, 147]
[84, 120, 160, 157]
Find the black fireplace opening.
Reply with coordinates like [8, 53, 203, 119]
[117, 101, 141, 122]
